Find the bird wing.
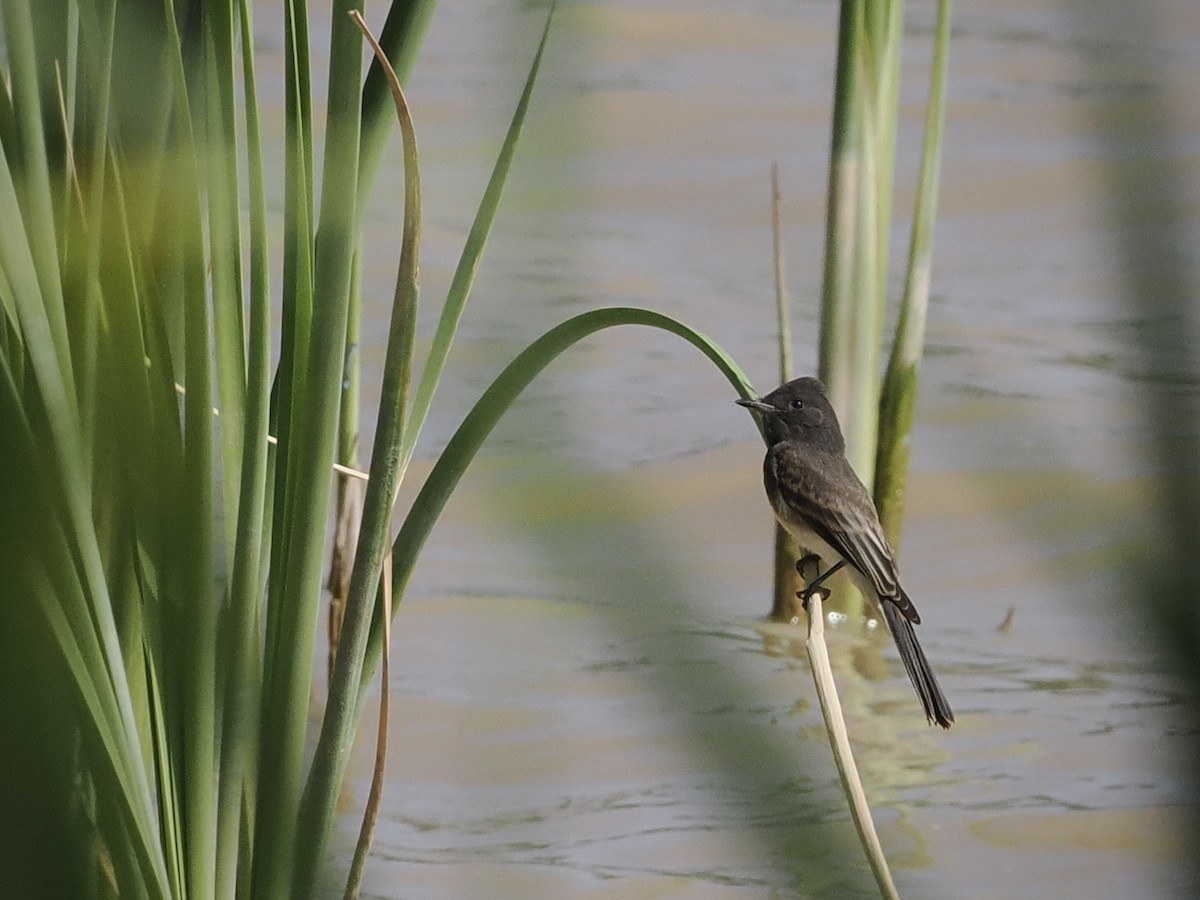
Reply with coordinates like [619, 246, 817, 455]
[768, 443, 920, 623]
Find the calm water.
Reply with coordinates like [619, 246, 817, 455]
[260, 1, 1200, 897]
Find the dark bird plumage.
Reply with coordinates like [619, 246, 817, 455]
[737, 376, 954, 728]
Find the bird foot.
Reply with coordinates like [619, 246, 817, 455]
[795, 583, 831, 612]
[793, 557, 845, 611]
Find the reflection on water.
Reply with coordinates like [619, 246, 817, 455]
[243, 0, 1200, 896]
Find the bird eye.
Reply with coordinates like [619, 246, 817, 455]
[789, 398, 805, 410]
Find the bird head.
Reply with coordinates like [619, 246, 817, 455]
[735, 376, 845, 452]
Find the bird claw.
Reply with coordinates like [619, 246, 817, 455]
[793, 555, 844, 611]
[796, 583, 831, 612]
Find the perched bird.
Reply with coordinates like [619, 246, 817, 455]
[737, 376, 953, 728]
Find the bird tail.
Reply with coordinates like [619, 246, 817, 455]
[882, 599, 954, 729]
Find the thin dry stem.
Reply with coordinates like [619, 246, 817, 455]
[804, 583, 901, 900]
[771, 162, 792, 384]
[172, 380, 371, 480]
[770, 163, 803, 618]
[342, 549, 391, 900]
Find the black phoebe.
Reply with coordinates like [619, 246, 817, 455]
[737, 376, 954, 728]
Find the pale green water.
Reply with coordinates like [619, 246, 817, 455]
[258, 1, 1200, 897]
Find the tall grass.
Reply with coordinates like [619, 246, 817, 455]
[814, 0, 953, 542]
[770, 0, 952, 619]
[0, 2, 761, 895]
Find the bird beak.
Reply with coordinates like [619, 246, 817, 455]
[735, 396, 775, 414]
